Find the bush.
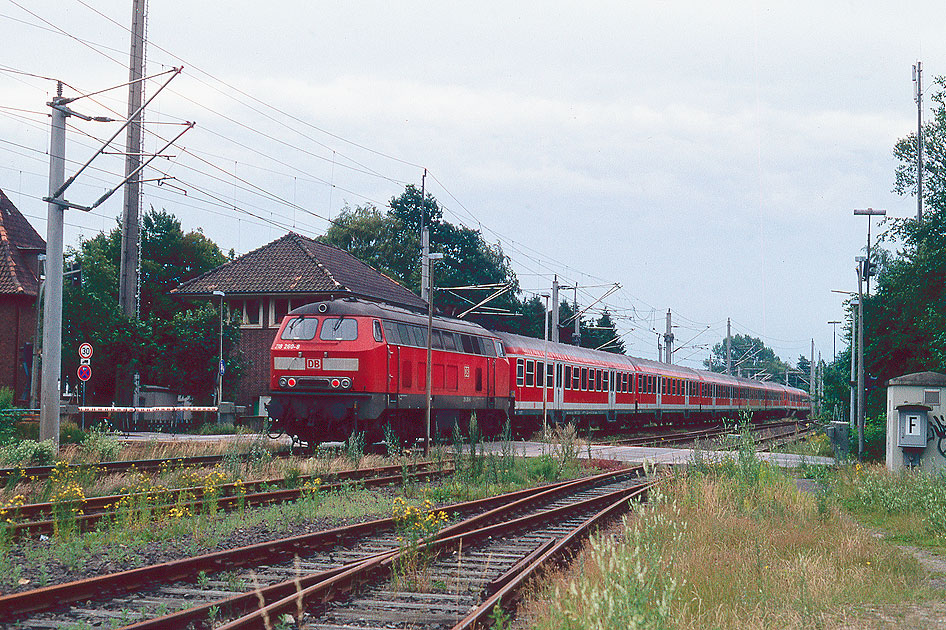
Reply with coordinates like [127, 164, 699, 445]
[0, 387, 23, 445]
[0, 439, 56, 466]
[80, 422, 122, 461]
[60, 421, 86, 445]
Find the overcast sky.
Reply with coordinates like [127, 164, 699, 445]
[0, 1, 938, 373]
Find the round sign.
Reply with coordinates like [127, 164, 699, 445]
[78, 343, 93, 360]
[77, 364, 92, 382]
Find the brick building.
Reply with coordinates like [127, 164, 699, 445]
[0, 189, 45, 403]
[173, 232, 426, 413]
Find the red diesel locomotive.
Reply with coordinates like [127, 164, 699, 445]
[267, 298, 809, 444]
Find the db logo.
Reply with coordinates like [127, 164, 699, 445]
[305, 358, 322, 370]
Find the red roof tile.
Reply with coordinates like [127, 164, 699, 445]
[0, 189, 44, 296]
[173, 232, 428, 311]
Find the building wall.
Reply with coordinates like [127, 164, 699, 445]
[0, 295, 37, 403]
[234, 327, 277, 413]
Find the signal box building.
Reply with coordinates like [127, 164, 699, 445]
[0, 189, 45, 404]
[173, 232, 426, 414]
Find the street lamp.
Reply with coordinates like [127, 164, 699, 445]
[827, 320, 841, 360]
[853, 207, 886, 295]
[212, 290, 224, 424]
[425, 253, 444, 456]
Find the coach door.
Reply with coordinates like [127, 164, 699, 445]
[553, 362, 564, 418]
[608, 370, 616, 410]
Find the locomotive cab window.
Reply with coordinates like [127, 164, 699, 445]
[373, 320, 383, 342]
[281, 317, 319, 340]
[320, 318, 358, 341]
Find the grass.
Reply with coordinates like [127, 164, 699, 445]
[521, 427, 939, 630]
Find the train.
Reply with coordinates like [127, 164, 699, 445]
[266, 297, 810, 444]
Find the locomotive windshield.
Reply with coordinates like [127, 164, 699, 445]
[320, 317, 358, 341]
[281, 317, 319, 340]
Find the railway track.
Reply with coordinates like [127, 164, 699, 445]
[2, 461, 450, 540]
[605, 418, 810, 448]
[0, 450, 292, 485]
[0, 467, 648, 629]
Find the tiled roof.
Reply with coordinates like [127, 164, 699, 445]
[173, 232, 428, 311]
[0, 189, 44, 296]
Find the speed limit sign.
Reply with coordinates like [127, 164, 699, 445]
[78, 343, 93, 360]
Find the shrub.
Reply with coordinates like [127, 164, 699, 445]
[60, 421, 86, 445]
[80, 422, 122, 461]
[0, 439, 56, 466]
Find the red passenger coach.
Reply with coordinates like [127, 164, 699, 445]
[268, 298, 809, 445]
[267, 298, 512, 444]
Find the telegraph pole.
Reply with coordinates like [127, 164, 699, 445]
[914, 61, 924, 224]
[810, 339, 815, 416]
[40, 83, 68, 452]
[828, 320, 841, 360]
[849, 299, 857, 428]
[726, 318, 732, 375]
[664, 309, 674, 364]
[419, 169, 428, 302]
[550, 276, 559, 343]
[856, 258, 866, 457]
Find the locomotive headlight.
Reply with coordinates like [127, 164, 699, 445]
[341, 377, 352, 389]
[279, 377, 287, 387]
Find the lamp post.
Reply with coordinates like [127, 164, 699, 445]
[827, 320, 841, 360]
[424, 253, 444, 456]
[212, 290, 224, 424]
[853, 207, 886, 295]
[854, 258, 866, 458]
[540, 293, 550, 442]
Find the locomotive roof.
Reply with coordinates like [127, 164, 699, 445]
[496, 331, 807, 395]
[290, 298, 497, 338]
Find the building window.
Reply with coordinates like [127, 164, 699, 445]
[240, 299, 262, 328]
[270, 298, 292, 328]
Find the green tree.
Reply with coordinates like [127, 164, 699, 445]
[582, 309, 626, 354]
[63, 210, 237, 404]
[322, 186, 528, 333]
[703, 334, 788, 381]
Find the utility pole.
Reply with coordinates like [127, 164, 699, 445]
[726, 318, 732, 375]
[810, 339, 815, 416]
[856, 258, 866, 457]
[550, 276, 559, 343]
[424, 252, 443, 456]
[119, 0, 146, 318]
[914, 61, 924, 224]
[419, 169, 428, 302]
[664, 309, 674, 364]
[117, 0, 147, 424]
[572, 286, 580, 346]
[40, 83, 68, 452]
[849, 299, 857, 428]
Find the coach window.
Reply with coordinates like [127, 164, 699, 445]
[602, 370, 609, 392]
[526, 360, 535, 387]
[536, 361, 544, 388]
[581, 367, 588, 390]
[280, 316, 318, 340]
[397, 323, 411, 346]
[596, 369, 603, 391]
[564, 365, 572, 390]
[320, 318, 358, 341]
[442, 332, 458, 351]
[460, 334, 476, 354]
[516, 358, 524, 386]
